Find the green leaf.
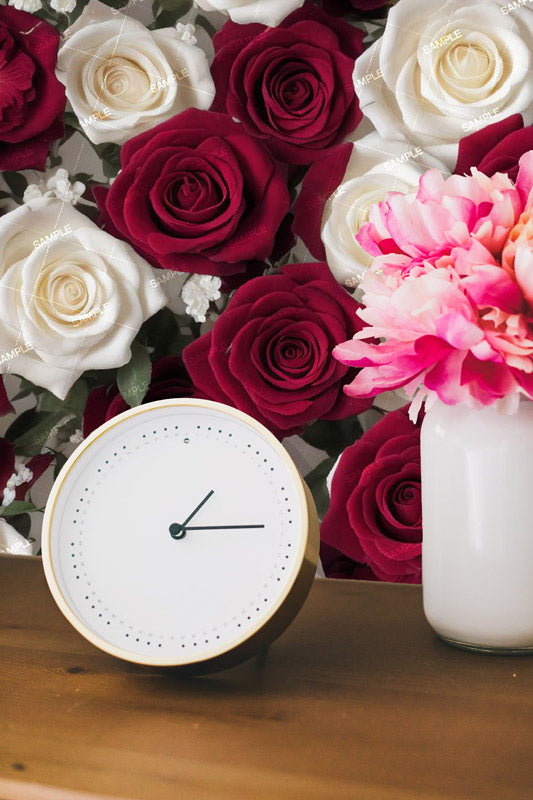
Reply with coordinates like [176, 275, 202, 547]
[39, 380, 88, 419]
[11, 387, 36, 403]
[54, 452, 68, 481]
[6, 513, 32, 537]
[2, 171, 28, 199]
[148, 7, 179, 28]
[138, 308, 182, 358]
[195, 13, 216, 37]
[304, 457, 336, 520]
[7, 410, 66, 457]
[117, 342, 152, 408]
[157, 0, 191, 13]
[63, 110, 83, 133]
[0, 501, 38, 517]
[4, 409, 45, 444]
[301, 417, 364, 458]
[94, 142, 122, 178]
[48, 153, 62, 168]
[64, 380, 89, 418]
[100, 0, 129, 8]
[72, 172, 94, 185]
[57, 417, 80, 445]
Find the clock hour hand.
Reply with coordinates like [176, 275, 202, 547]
[169, 489, 214, 540]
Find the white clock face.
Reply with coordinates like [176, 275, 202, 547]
[43, 400, 309, 666]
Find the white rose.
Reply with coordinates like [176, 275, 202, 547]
[194, 0, 304, 26]
[0, 520, 36, 556]
[57, 0, 215, 146]
[0, 198, 166, 399]
[320, 133, 447, 287]
[353, 0, 533, 168]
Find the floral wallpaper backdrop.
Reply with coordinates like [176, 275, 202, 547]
[1, 0, 533, 582]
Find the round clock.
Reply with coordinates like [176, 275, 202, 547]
[42, 399, 319, 672]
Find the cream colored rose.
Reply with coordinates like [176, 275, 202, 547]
[57, 0, 215, 146]
[321, 134, 447, 286]
[194, 0, 304, 26]
[0, 199, 166, 399]
[353, 0, 533, 168]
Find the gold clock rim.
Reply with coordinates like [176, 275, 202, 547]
[42, 398, 319, 669]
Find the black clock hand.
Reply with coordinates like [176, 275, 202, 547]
[183, 525, 265, 531]
[169, 490, 214, 539]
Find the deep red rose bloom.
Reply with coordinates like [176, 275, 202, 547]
[293, 142, 352, 261]
[210, 6, 364, 165]
[182, 262, 372, 439]
[82, 357, 195, 437]
[320, 406, 422, 583]
[0, 377, 13, 416]
[93, 109, 290, 277]
[454, 115, 533, 183]
[0, 7, 65, 171]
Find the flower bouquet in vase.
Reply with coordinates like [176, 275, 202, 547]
[335, 155, 533, 653]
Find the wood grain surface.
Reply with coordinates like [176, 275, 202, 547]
[1, 554, 532, 800]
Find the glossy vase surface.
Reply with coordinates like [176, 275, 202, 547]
[421, 400, 533, 653]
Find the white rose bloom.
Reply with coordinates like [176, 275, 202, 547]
[57, 0, 215, 146]
[320, 133, 447, 287]
[0, 520, 36, 556]
[194, 0, 304, 26]
[8, 0, 42, 12]
[0, 198, 166, 399]
[353, 0, 533, 168]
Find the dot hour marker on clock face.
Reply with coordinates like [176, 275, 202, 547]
[42, 399, 319, 670]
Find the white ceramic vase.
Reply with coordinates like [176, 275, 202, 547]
[421, 399, 533, 653]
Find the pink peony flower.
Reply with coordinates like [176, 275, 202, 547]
[335, 152, 533, 414]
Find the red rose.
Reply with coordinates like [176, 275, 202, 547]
[210, 6, 364, 165]
[0, 377, 13, 416]
[182, 262, 371, 439]
[320, 406, 422, 583]
[454, 115, 533, 183]
[293, 142, 352, 261]
[0, 7, 65, 171]
[93, 109, 290, 278]
[82, 357, 195, 437]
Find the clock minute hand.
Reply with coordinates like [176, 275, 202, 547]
[169, 489, 214, 539]
[183, 524, 265, 531]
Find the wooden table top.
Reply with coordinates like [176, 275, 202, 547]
[0, 555, 532, 800]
